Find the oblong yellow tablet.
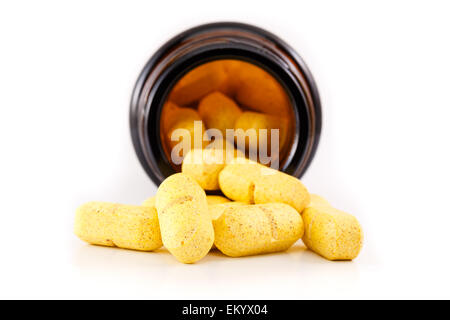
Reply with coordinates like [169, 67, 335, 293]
[142, 196, 155, 207]
[218, 159, 310, 212]
[233, 62, 291, 116]
[166, 107, 200, 133]
[234, 111, 288, 152]
[206, 195, 230, 206]
[308, 194, 331, 207]
[302, 197, 363, 261]
[181, 140, 244, 190]
[74, 202, 162, 251]
[166, 109, 206, 153]
[198, 91, 242, 138]
[160, 101, 181, 136]
[155, 173, 214, 263]
[213, 203, 304, 257]
[209, 201, 246, 221]
[216, 60, 243, 97]
[217, 158, 260, 203]
[169, 61, 227, 106]
[159, 101, 207, 161]
[208, 201, 245, 249]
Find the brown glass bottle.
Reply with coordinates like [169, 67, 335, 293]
[130, 22, 321, 186]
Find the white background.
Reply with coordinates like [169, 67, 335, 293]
[0, 0, 449, 299]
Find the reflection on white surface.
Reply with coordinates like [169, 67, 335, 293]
[70, 239, 362, 299]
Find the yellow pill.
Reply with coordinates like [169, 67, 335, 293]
[217, 158, 259, 203]
[160, 101, 181, 135]
[213, 203, 304, 257]
[218, 159, 310, 212]
[302, 198, 363, 261]
[209, 201, 246, 221]
[233, 62, 291, 116]
[308, 194, 331, 207]
[208, 201, 244, 249]
[169, 61, 227, 106]
[181, 140, 244, 190]
[216, 60, 242, 97]
[74, 202, 162, 251]
[166, 106, 201, 133]
[155, 173, 214, 263]
[159, 102, 207, 160]
[234, 111, 288, 152]
[167, 109, 206, 151]
[206, 195, 230, 206]
[142, 196, 155, 207]
[181, 148, 226, 191]
[198, 91, 242, 138]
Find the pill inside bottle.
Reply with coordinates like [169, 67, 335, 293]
[160, 59, 296, 171]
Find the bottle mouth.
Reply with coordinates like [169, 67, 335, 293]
[130, 22, 322, 186]
[160, 58, 298, 173]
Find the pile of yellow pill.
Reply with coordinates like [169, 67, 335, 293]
[75, 158, 363, 263]
[75, 59, 363, 263]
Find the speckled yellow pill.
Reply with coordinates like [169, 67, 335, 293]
[217, 158, 260, 203]
[74, 202, 162, 251]
[209, 201, 246, 221]
[308, 194, 331, 207]
[155, 173, 214, 263]
[302, 197, 363, 261]
[198, 91, 242, 138]
[213, 203, 304, 257]
[181, 140, 244, 190]
[218, 159, 310, 212]
[206, 195, 230, 206]
[142, 196, 155, 207]
[208, 201, 244, 249]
